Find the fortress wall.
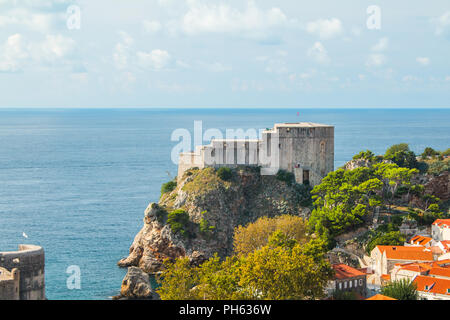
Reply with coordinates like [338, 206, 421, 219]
[0, 267, 20, 300]
[0, 245, 45, 300]
[176, 123, 334, 186]
[275, 126, 334, 186]
[178, 152, 205, 181]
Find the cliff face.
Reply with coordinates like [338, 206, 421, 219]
[117, 167, 311, 274]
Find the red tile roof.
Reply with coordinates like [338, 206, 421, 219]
[413, 276, 450, 296]
[332, 264, 366, 280]
[429, 267, 450, 279]
[410, 235, 432, 246]
[381, 274, 391, 281]
[396, 262, 432, 273]
[433, 219, 450, 228]
[376, 246, 434, 261]
[366, 294, 397, 300]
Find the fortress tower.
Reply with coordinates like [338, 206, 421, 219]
[178, 122, 334, 186]
[0, 245, 45, 300]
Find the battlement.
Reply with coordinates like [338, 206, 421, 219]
[178, 122, 334, 186]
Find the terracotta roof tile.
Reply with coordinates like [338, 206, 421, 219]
[410, 235, 432, 246]
[433, 219, 450, 228]
[332, 264, 366, 280]
[413, 276, 450, 296]
[366, 294, 397, 300]
[376, 246, 434, 261]
[429, 267, 450, 278]
[396, 262, 432, 273]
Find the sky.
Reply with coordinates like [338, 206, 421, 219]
[0, 0, 450, 108]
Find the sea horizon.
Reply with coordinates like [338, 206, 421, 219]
[0, 107, 449, 299]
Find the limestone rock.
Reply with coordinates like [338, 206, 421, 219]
[118, 167, 311, 275]
[119, 267, 153, 299]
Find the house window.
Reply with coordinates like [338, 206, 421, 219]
[349, 281, 352, 288]
[359, 279, 363, 286]
[355, 280, 358, 287]
[344, 282, 347, 289]
[338, 283, 342, 290]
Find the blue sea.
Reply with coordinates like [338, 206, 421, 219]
[0, 108, 449, 300]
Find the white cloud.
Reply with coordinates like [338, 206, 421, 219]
[180, 0, 292, 38]
[0, 33, 75, 72]
[137, 49, 171, 70]
[371, 37, 389, 52]
[366, 54, 386, 67]
[143, 20, 162, 34]
[433, 11, 450, 35]
[37, 34, 75, 60]
[307, 42, 330, 64]
[0, 0, 69, 33]
[306, 18, 343, 39]
[0, 34, 29, 72]
[113, 32, 134, 70]
[416, 57, 430, 66]
[366, 38, 388, 68]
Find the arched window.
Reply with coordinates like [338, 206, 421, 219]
[320, 141, 326, 155]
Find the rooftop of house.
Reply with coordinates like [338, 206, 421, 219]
[410, 235, 432, 246]
[366, 294, 397, 301]
[434, 259, 450, 267]
[332, 264, 366, 280]
[413, 275, 450, 296]
[376, 245, 434, 261]
[432, 219, 450, 228]
[395, 262, 433, 273]
[429, 267, 450, 278]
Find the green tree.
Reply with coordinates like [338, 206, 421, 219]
[217, 167, 232, 181]
[308, 168, 383, 239]
[156, 257, 198, 300]
[233, 215, 310, 256]
[381, 279, 418, 300]
[161, 180, 177, 196]
[384, 143, 418, 169]
[366, 231, 406, 254]
[167, 209, 190, 237]
[157, 231, 333, 300]
[353, 150, 376, 162]
[421, 147, 439, 159]
[373, 162, 418, 209]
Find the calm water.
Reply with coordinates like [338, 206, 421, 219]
[0, 108, 449, 300]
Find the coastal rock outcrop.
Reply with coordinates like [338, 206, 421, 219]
[118, 167, 311, 274]
[117, 266, 154, 299]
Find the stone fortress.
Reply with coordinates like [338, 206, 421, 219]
[0, 245, 45, 300]
[178, 122, 334, 186]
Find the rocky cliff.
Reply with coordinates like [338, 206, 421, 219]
[117, 166, 311, 275]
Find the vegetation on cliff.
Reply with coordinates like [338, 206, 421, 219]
[310, 143, 448, 251]
[233, 215, 310, 256]
[156, 215, 332, 300]
[119, 143, 449, 300]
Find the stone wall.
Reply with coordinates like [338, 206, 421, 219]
[0, 267, 20, 300]
[177, 123, 335, 186]
[0, 245, 45, 300]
